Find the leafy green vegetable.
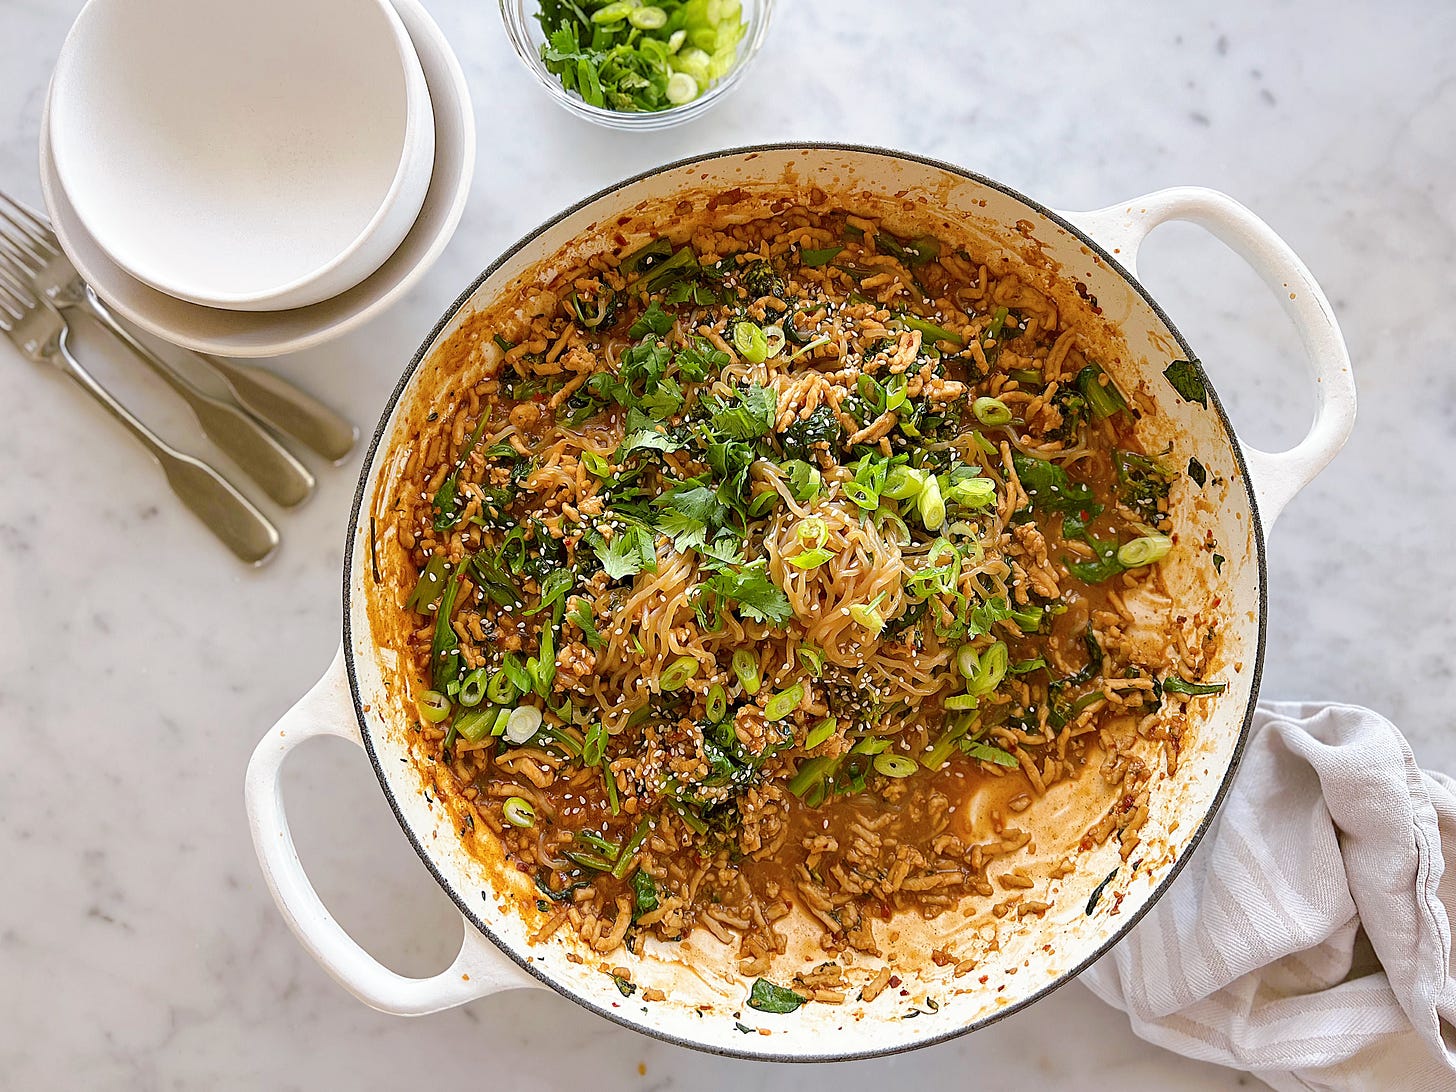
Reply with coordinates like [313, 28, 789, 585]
[709, 384, 776, 439]
[1011, 452, 1099, 516]
[799, 245, 843, 267]
[695, 561, 792, 625]
[616, 428, 683, 461]
[897, 312, 964, 345]
[1077, 363, 1128, 419]
[405, 552, 451, 613]
[631, 870, 659, 920]
[963, 741, 1019, 767]
[534, 0, 746, 114]
[627, 300, 673, 339]
[1115, 450, 1173, 525]
[592, 520, 658, 580]
[568, 599, 605, 651]
[780, 404, 841, 462]
[747, 978, 807, 1014]
[525, 568, 576, 617]
[738, 259, 785, 299]
[430, 573, 463, 691]
[431, 416, 490, 531]
[1161, 676, 1227, 696]
[1163, 359, 1209, 407]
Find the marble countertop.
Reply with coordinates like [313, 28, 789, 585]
[3, 1, 1453, 1087]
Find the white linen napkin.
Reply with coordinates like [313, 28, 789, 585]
[1081, 702, 1456, 1091]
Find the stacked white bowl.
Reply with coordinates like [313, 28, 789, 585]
[42, 0, 475, 357]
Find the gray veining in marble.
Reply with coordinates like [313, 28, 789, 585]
[2, 1, 1453, 1088]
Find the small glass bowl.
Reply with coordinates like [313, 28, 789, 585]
[499, 0, 774, 131]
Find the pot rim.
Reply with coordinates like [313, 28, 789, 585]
[340, 141, 1268, 1062]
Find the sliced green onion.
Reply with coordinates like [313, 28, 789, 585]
[983, 305, 1009, 343]
[733, 321, 768, 364]
[873, 753, 917, 778]
[804, 717, 836, 750]
[628, 5, 668, 29]
[1011, 657, 1048, 675]
[581, 450, 611, 478]
[591, 0, 633, 21]
[782, 460, 822, 502]
[486, 668, 518, 705]
[706, 683, 727, 722]
[667, 28, 687, 51]
[788, 755, 838, 800]
[947, 475, 997, 509]
[787, 335, 832, 361]
[841, 479, 879, 511]
[971, 432, 998, 456]
[967, 641, 1009, 696]
[944, 694, 980, 711]
[503, 796, 536, 828]
[972, 397, 1013, 427]
[917, 474, 946, 530]
[884, 373, 909, 411]
[659, 655, 700, 691]
[762, 324, 786, 359]
[850, 736, 891, 755]
[1117, 534, 1173, 568]
[416, 690, 451, 723]
[848, 592, 886, 637]
[504, 705, 543, 745]
[796, 516, 829, 550]
[611, 816, 653, 879]
[732, 648, 761, 695]
[582, 721, 607, 766]
[956, 644, 981, 680]
[797, 645, 825, 677]
[877, 509, 912, 546]
[490, 707, 512, 737]
[881, 465, 925, 501]
[458, 669, 489, 708]
[764, 683, 804, 721]
[789, 547, 834, 570]
[665, 71, 698, 105]
[454, 706, 497, 742]
[1009, 368, 1043, 387]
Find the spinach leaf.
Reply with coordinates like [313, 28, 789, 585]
[1163, 359, 1208, 407]
[747, 978, 807, 1014]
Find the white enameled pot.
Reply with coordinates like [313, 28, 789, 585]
[246, 145, 1355, 1061]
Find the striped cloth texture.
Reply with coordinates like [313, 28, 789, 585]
[1082, 702, 1456, 1091]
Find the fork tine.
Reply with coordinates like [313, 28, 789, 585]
[0, 190, 58, 253]
[0, 256, 37, 306]
[0, 230, 41, 275]
[0, 207, 53, 263]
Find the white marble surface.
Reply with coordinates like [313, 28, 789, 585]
[1, 1, 1453, 1087]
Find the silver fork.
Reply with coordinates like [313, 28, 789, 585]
[0, 266, 279, 564]
[0, 213, 314, 507]
[0, 191, 358, 467]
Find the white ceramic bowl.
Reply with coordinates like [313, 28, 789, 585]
[39, 0, 472, 358]
[48, 0, 435, 312]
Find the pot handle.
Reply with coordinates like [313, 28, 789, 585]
[1061, 188, 1355, 527]
[245, 646, 541, 1015]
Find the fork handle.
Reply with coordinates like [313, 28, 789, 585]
[200, 353, 359, 465]
[57, 331, 279, 564]
[80, 291, 315, 507]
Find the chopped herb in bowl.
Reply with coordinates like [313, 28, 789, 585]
[535, 0, 749, 113]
